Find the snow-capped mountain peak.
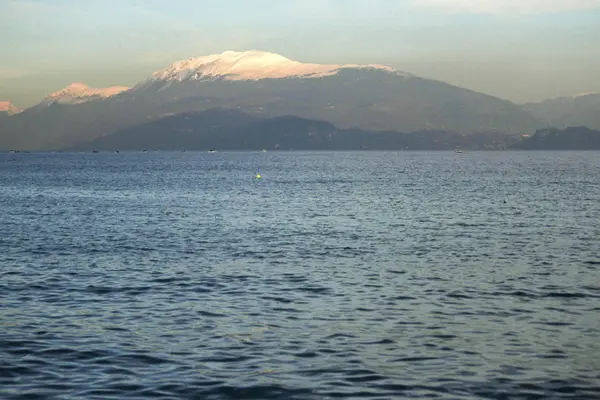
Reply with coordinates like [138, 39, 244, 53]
[0, 101, 21, 115]
[46, 82, 130, 103]
[148, 50, 404, 83]
[572, 92, 599, 99]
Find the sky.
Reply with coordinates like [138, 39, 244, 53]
[2, 0, 600, 108]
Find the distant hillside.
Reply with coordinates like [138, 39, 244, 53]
[73, 108, 523, 151]
[511, 126, 600, 150]
[523, 93, 600, 131]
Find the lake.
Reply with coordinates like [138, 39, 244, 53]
[1, 151, 599, 399]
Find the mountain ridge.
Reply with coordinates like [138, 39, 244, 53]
[41, 82, 130, 106]
[143, 50, 404, 85]
[0, 50, 554, 150]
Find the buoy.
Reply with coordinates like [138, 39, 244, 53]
[256, 174, 262, 179]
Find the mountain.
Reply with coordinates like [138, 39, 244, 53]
[0, 50, 541, 150]
[74, 108, 523, 151]
[511, 126, 600, 150]
[147, 50, 397, 82]
[20, 82, 130, 115]
[0, 83, 130, 150]
[133, 50, 539, 133]
[39, 82, 130, 106]
[0, 101, 20, 116]
[523, 93, 600, 130]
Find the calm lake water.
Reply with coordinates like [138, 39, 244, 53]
[1, 151, 599, 399]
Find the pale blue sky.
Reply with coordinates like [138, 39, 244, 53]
[2, 0, 600, 107]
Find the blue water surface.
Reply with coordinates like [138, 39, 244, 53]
[1, 151, 599, 399]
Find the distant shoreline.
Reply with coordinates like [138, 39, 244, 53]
[4, 149, 600, 154]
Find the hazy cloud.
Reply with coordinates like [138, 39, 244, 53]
[1, 0, 56, 15]
[0, 67, 27, 79]
[414, 0, 600, 14]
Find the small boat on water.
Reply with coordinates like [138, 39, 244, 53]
[455, 149, 463, 153]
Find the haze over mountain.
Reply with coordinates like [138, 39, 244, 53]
[523, 93, 600, 131]
[0, 50, 542, 150]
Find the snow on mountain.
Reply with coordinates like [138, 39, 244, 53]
[572, 92, 598, 98]
[534, 92, 599, 102]
[146, 50, 406, 83]
[0, 101, 21, 115]
[43, 82, 130, 105]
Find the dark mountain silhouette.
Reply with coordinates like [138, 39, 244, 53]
[73, 109, 523, 151]
[511, 126, 600, 150]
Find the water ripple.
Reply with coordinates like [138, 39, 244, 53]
[1, 151, 600, 399]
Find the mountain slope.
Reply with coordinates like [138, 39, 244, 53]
[132, 51, 539, 133]
[133, 67, 540, 133]
[523, 93, 600, 130]
[1, 50, 541, 150]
